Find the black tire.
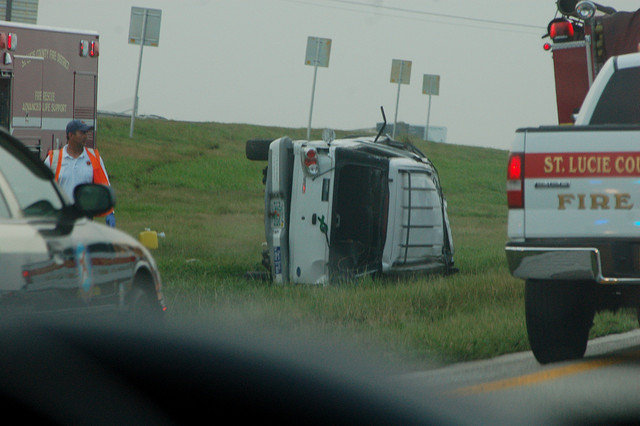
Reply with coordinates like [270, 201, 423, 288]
[245, 139, 273, 161]
[525, 280, 594, 364]
[126, 286, 164, 325]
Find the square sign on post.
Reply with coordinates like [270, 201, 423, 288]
[129, 7, 162, 46]
[390, 59, 411, 138]
[128, 6, 162, 138]
[305, 36, 332, 140]
[305, 37, 331, 67]
[422, 74, 441, 142]
[422, 74, 440, 96]
[390, 59, 412, 84]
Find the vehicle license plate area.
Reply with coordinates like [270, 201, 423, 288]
[271, 199, 285, 229]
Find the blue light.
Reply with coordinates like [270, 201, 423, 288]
[589, 179, 602, 185]
[594, 219, 608, 225]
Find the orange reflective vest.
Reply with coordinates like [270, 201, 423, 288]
[47, 147, 114, 217]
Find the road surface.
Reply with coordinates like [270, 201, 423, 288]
[390, 329, 640, 424]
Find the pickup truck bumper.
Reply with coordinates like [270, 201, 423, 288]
[505, 244, 640, 285]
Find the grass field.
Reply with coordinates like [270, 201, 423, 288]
[97, 116, 638, 366]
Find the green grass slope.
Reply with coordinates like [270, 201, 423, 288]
[97, 116, 637, 366]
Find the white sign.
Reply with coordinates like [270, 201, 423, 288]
[305, 37, 332, 68]
[390, 59, 412, 84]
[1, 0, 38, 24]
[423, 74, 440, 96]
[128, 7, 162, 47]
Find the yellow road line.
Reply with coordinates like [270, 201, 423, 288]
[453, 351, 640, 396]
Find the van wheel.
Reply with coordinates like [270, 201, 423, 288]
[525, 280, 594, 364]
[246, 139, 272, 161]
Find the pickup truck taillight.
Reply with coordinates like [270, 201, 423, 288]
[507, 153, 523, 208]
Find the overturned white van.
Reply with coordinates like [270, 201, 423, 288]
[246, 132, 455, 284]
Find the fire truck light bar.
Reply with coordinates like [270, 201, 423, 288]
[550, 21, 575, 40]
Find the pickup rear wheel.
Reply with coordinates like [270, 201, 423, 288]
[525, 280, 594, 364]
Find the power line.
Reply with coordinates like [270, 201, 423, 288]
[325, 0, 545, 29]
[277, 0, 544, 35]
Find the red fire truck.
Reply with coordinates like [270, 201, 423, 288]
[545, 0, 640, 124]
[0, 20, 99, 158]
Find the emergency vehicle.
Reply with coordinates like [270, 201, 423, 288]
[506, 2, 640, 364]
[0, 20, 99, 159]
[507, 42, 640, 363]
[545, 0, 640, 123]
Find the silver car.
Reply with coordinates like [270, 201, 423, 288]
[0, 128, 165, 319]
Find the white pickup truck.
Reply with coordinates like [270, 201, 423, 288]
[247, 130, 454, 285]
[506, 52, 640, 363]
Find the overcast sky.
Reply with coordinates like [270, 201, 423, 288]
[37, 0, 640, 150]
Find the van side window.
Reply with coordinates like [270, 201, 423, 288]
[590, 67, 640, 125]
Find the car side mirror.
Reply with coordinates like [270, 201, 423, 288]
[73, 184, 115, 217]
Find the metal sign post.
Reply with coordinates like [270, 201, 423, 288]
[305, 36, 331, 141]
[128, 6, 161, 138]
[422, 74, 440, 142]
[390, 59, 411, 138]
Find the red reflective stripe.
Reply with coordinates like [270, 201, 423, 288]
[525, 152, 640, 178]
[85, 148, 114, 217]
[85, 148, 109, 186]
[55, 149, 63, 182]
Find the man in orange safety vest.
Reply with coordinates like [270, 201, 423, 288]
[44, 120, 116, 227]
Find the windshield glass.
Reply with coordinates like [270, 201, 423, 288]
[590, 67, 640, 124]
[0, 144, 64, 217]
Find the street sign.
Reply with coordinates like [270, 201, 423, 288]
[390, 59, 412, 84]
[128, 6, 162, 138]
[390, 59, 411, 138]
[128, 7, 162, 47]
[0, 0, 38, 24]
[422, 74, 441, 142]
[422, 74, 440, 96]
[305, 36, 331, 67]
[305, 36, 332, 140]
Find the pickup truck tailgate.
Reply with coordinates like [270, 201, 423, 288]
[523, 127, 640, 239]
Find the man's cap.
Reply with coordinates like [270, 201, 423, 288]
[66, 120, 94, 134]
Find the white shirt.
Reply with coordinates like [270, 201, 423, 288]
[44, 145, 110, 200]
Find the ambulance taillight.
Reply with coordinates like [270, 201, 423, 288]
[7, 33, 16, 51]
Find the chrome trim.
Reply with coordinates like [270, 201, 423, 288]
[533, 181, 570, 189]
[505, 246, 640, 284]
[551, 41, 587, 51]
